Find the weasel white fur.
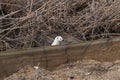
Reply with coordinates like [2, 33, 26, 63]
[51, 36, 63, 46]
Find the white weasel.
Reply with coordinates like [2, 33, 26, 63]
[34, 66, 39, 69]
[51, 36, 63, 46]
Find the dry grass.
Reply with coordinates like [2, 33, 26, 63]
[0, 0, 120, 51]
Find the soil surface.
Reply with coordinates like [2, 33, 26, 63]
[4, 60, 120, 80]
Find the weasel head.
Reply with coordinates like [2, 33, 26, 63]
[55, 36, 63, 42]
[51, 36, 63, 46]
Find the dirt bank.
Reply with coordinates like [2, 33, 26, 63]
[4, 60, 120, 80]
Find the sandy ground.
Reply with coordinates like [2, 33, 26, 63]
[4, 60, 120, 80]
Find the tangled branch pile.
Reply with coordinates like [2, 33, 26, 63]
[0, 0, 120, 51]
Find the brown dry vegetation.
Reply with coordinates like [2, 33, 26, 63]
[0, 0, 120, 51]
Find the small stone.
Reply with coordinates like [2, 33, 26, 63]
[69, 76, 74, 79]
